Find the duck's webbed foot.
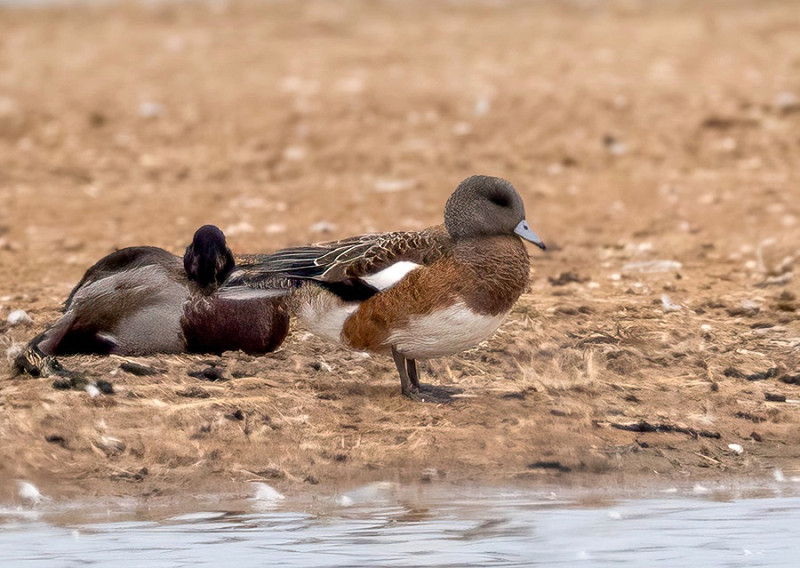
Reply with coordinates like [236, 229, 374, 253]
[391, 348, 455, 403]
[13, 342, 76, 380]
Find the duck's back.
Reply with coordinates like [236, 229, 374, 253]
[63, 247, 179, 311]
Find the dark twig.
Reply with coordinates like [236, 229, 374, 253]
[609, 420, 721, 439]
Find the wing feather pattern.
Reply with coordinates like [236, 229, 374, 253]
[223, 227, 449, 295]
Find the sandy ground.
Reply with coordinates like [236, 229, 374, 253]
[1, 0, 799, 504]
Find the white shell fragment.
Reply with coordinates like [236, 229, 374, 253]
[7, 309, 32, 325]
[661, 294, 682, 312]
[728, 444, 744, 455]
[17, 481, 44, 505]
[251, 483, 285, 509]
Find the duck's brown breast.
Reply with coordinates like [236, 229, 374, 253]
[182, 295, 290, 355]
[451, 234, 530, 315]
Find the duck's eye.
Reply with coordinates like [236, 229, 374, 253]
[488, 193, 511, 207]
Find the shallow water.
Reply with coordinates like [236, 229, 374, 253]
[2, 482, 800, 567]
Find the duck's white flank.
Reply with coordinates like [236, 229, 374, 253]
[298, 293, 359, 344]
[388, 302, 509, 359]
[360, 261, 421, 291]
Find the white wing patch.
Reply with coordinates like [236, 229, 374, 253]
[360, 261, 421, 291]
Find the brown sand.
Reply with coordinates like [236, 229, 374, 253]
[1, 0, 799, 503]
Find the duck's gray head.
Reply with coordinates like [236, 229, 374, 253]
[444, 175, 546, 249]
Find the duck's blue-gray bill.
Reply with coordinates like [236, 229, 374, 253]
[514, 220, 546, 250]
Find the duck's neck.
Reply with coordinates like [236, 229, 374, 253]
[452, 235, 530, 314]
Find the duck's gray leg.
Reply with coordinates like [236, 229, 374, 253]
[406, 358, 420, 390]
[391, 346, 420, 399]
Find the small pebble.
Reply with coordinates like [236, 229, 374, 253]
[548, 272, 588, 286]
[661, 294, 682, 312]
[474, 97, 491, 116]
[282, 146, 306, 161]
[17, 481, 44, 505]
[188, 367, 226, 382]
[727, 300, 761, 317]
[775, 91, 800, 113]
[45, 434, 67, 447]
[177, 387, 210, 398]
[309, 360, 333, 372]
[373, 178, 415, 193]
[225, 409, 245, 421]
[96, 380, 114, 394]
[765, 392, 786, 402]
[728, 443, 744, 455]
[452, 121, 472, 136]
[603, 134, 627, 156]
[138, 101, 164, 118]
[7, 309, 32, 325]
[120, 362, 162, 376]
[310, 220, 337, 234]
[265, 223, 287, 235]
[251, 482, 285, 506]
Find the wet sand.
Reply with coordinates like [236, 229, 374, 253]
[1, 0, 799, 502]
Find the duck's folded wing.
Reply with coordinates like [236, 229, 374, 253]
[225, 228, 448, 290]
[64, 247, 180, 311]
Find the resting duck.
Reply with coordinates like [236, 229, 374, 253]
[15, 225, 289, 377]
[222, 175, 546, 400]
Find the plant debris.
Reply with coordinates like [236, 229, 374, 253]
[609, 420, 721, 439]
[120, 362, 163, 376]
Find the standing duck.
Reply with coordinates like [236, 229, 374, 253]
[222, 175, 545, 400]
[15, 225, 289, 377]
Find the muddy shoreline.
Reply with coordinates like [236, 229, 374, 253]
[1, 0, 799, 503]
